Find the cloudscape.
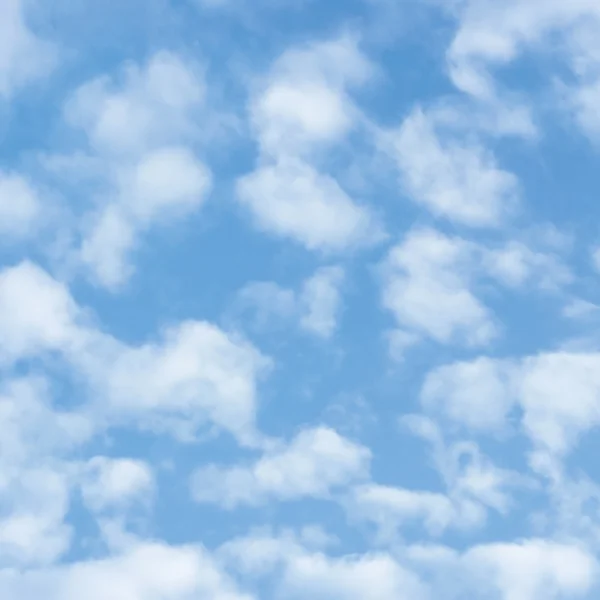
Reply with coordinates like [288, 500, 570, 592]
[2, 0, 600, 598]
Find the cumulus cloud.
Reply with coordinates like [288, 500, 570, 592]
[0, 261, 270, 445]
[464, 539, 597, 600]
[381, 227, 497, 347]
[237, 36, 383, 252]
[0, 540, 253, 600]
[445, 0, 600, 140]
[0, 262, 83, 365]
[421, 351, 600, 457]
[61, 51, 212, 289]
[390, 107, 520, 227]
[220, 531, 427, 600]
[191, 427, 370, 507]
[79, 457, 155, 513]
[78, 320, 270, 444]
[381, 226, 573, 353]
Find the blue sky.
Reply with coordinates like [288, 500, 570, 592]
[3, 0, 600, 598]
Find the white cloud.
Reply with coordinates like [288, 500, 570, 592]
[235, 281, 298, 328]
[420, 351, 600, 456]
[237, 159, 380, 252]
[381, 227, 497, 347]
[220, 532, 427, 600]
[347, 442, 518, 542]
[76, 321, 271, 445]
[0, 262, 270, 445]
[191, 427, 370, 507]
[390, 107, 519, 227]
[0, 0, 56, 98]
[65, 51, 205, 156]
[79, 457, 154, 513]
[0, 540, 253, 600]
[238, 35, 382, 252]
[346, 484, 458, 539]
[0, 262, 82, 365]
[445, 0, 600, 140]
[464, 539, 597, 600]
[237, 266, 345, 339]
[61, 52, 211, 289]
[0, 467, 72, 567]
[79, 206, 136, 290]
[118, 146, 211, 223]
[484, 240, 572, 290]
[421, 357, 515, 433]
[518, 352, 600, 456]
[81, 146, 211, 289]
[0, 377, 91, 568]
[251, 35, 371, 158]
[0, 171, 42, 240]
[299, 266, 344, 338]
[279, 551, 426, 600]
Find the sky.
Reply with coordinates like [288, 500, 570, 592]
[2, 0, 600, 598]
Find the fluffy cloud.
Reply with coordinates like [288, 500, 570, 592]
[445, 0, 600, 140]
[237, 36, 382, 252]
[0, 262, 83, 365]
[422, 351, 600, 456]
[79, 457, 154, 513]
[464, 539, 597, 600]
[237, 159, 379, 252]
[0, 261, 270, 445]
[0, 377, 91, 568]
[236, 266, 344, 338]
[381, 226, 572, 352]
[381, 227, 497, 347]
[220, 532, 427, 600]
[0, 540, 253, 600]
[390, 107, 519, 227]
[191, 427, 370, 507]
[250, 35, 371, 158]
[62, 51, 211, 289]
[79, 321, 270, 444]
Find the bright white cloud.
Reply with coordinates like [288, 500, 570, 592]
[191, 427, 370, 507]
[251, 35, 371, 157]
[0, 540, 253, 600]
[0, 262, 270, 445]
[220, 531, 427, 600]
[76, 321, 270, 445]
[0, 262, 82, 365]
[421, 357, 515, 433]
[237, 159, 380, 252]
[381, 227, 497, 347]
[421, 351, 600, 457]
[238, 35, 382, 252]
[464, 539, 597, 600]
[390, 107, 519, 227]
[62, 51, 211, 289]
[79, 457, 154, 513]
